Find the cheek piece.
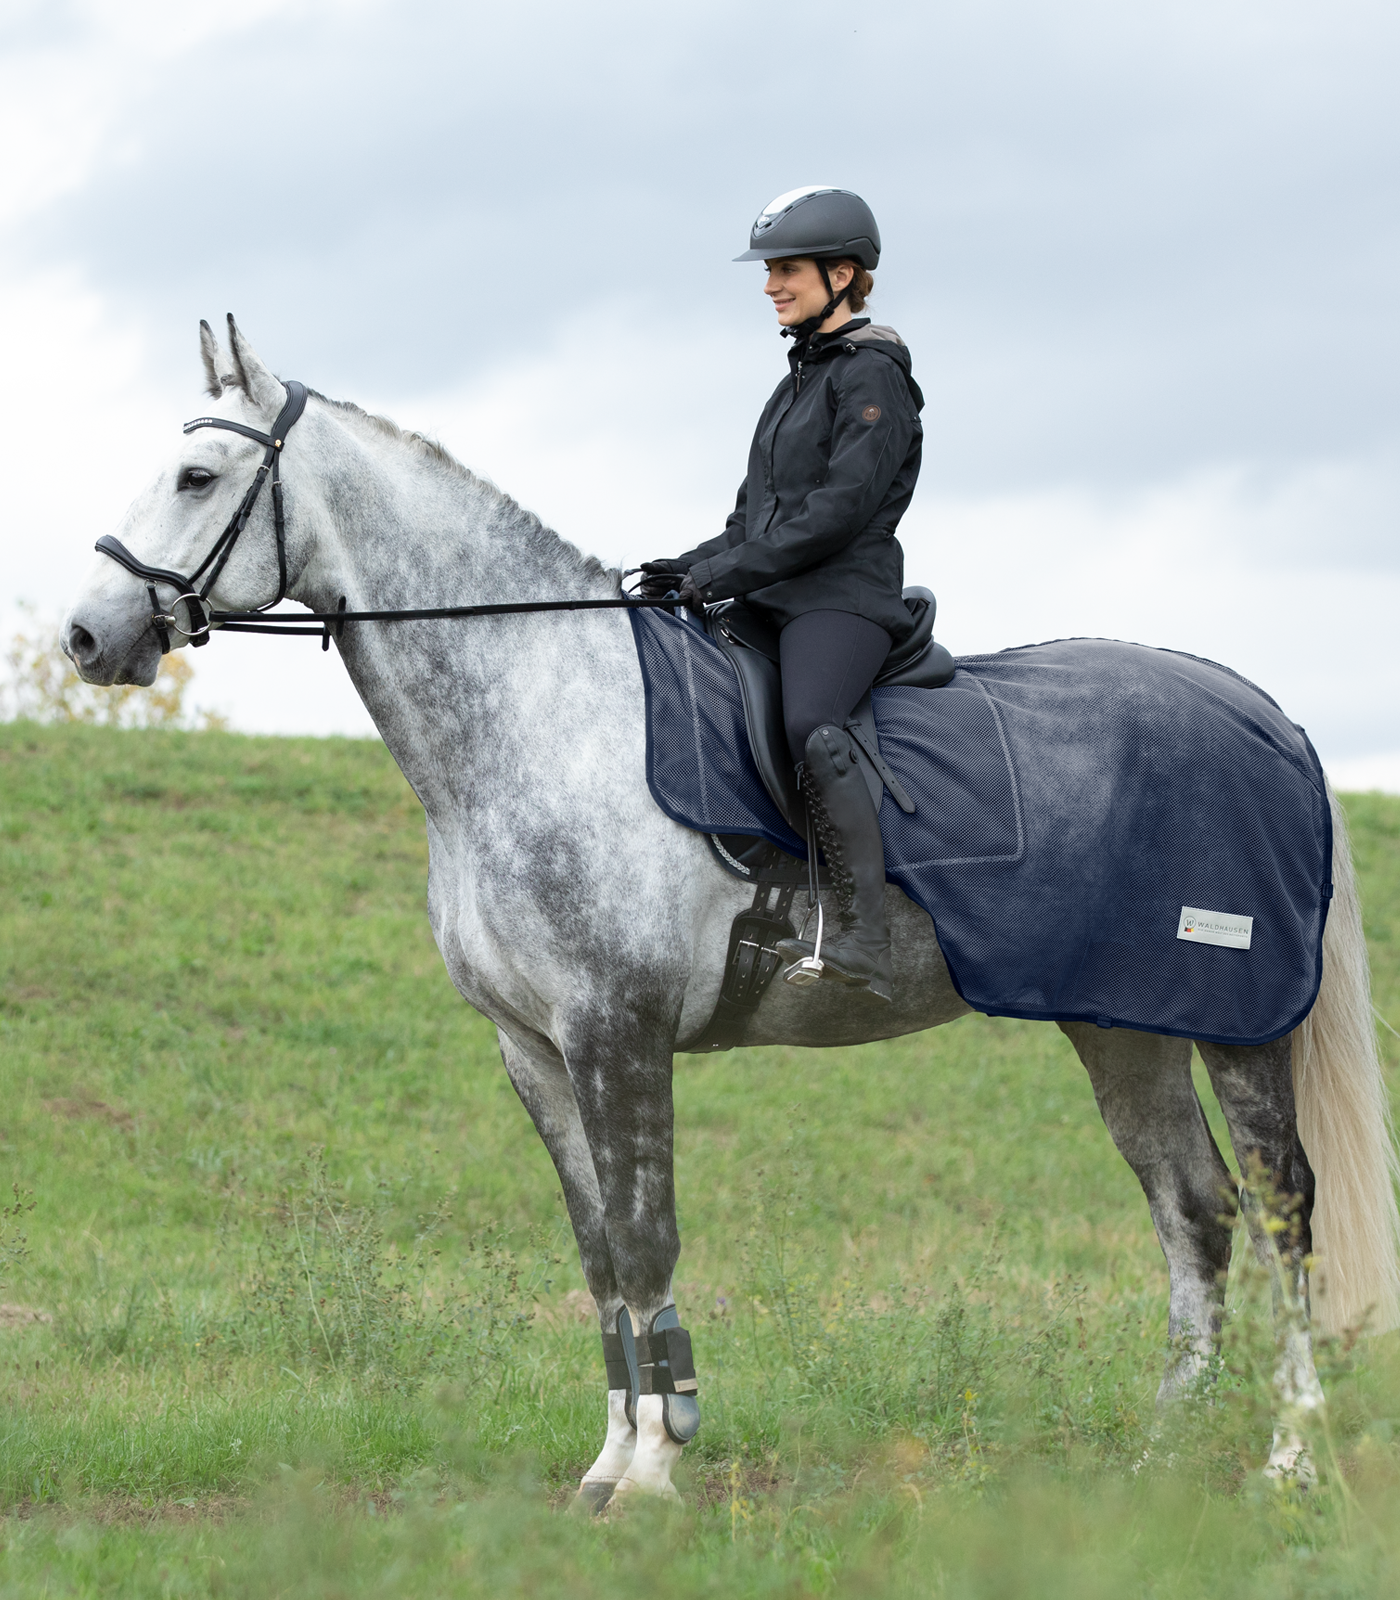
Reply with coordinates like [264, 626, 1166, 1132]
[600, 1306, 700, 1443]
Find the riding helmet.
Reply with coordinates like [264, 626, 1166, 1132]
[734, 187, 881, 269]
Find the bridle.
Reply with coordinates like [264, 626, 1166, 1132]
[96, 381, 310, 653]
[94, 379, 679, 651]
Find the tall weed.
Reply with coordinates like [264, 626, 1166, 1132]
[0, 1186, 34, 1288]
[225, 1149, 562, 1394]
[737, 1122, 1000, 1448]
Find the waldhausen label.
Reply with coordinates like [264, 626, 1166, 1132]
[1177, 906, 1253, 949]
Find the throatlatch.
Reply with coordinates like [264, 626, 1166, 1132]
[600, 1306, 700, 1444]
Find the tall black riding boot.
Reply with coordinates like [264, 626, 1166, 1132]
[775, 724, 893, 1002]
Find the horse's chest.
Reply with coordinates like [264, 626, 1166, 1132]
[424, 836, 571, 1025]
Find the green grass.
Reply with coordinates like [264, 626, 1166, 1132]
[2, 719, 1400, 1595]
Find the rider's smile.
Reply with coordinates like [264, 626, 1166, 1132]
[763, 256, 854, 329]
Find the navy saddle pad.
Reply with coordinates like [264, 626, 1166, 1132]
[630, 608, 1332, 1046]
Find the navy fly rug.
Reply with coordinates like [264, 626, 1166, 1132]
[629, 609, 1332, 1046]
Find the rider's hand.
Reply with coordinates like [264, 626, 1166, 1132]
[638, 559, 682, 600]
[675, 572, 706, 614]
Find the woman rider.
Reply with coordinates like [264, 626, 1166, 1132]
[639, 187, 924, 1003]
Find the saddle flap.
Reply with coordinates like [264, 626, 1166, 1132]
[704, 613, 904, 833]
[706, 623, 805, 830]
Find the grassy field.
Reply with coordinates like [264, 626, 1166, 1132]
[2, 719, 1400, 1596]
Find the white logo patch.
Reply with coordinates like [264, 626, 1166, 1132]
[1177, 906, 1253, 949]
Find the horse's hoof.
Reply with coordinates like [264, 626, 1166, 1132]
[572, 1479, 619, 1516]
[607, 1473, 682, 1509]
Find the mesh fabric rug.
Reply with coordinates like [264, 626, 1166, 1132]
[631, 608, 1331, 1046]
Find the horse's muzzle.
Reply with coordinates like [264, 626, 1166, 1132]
[63, 610, 162, 686]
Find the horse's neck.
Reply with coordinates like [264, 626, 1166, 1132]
[293, 408, 630, 822]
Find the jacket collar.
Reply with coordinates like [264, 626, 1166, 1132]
[787, 317, 871, 371]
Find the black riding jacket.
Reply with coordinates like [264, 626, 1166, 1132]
[676, 319, 924, 644]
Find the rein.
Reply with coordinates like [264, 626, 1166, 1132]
[95, 378, 681, 650]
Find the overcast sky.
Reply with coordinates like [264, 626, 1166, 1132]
[3, 0, 1398, 784]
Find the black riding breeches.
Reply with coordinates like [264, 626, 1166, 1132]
[779, 609, 893, 768]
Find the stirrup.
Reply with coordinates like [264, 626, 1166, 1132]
[783, 899, 825, 987]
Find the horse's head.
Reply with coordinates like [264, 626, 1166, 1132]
[64, 316, 310, 686]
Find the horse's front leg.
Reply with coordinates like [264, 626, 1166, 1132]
[496, 1026, 638, 1510]
[1196, 1037, 1323, 1483]
[559, 1011, 696, 1504]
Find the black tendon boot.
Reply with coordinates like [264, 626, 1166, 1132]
[775, 724, 893, 1002]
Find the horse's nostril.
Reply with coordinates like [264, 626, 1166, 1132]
[67, 623, 97, 661]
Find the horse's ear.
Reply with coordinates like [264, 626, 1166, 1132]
[225, 313, 285, 411]
[199, 319, 227, 398]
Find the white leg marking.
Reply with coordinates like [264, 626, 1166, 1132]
[610, 1395, 683, 1503]
[575, 1391, 637, 1512]
[1157, 1315, 1216, 1404]
[1265, 1320, 1325, 1486]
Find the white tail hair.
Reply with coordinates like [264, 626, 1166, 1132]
[1291, 782, 1400, 1335]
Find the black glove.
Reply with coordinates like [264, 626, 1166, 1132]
[638, 559, 683, 600]
[675, 572, 705, 614]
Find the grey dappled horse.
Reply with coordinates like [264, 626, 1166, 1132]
[64, 320, 1400, 1504]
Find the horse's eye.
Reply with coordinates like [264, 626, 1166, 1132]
[178, 467, 216, 491]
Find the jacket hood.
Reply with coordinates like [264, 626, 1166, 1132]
[795, 320, 921, 405]
[846, 323, 906, 347]
[842, 324, 911, 369]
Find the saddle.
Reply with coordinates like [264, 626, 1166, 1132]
[702, 587, 955, 835]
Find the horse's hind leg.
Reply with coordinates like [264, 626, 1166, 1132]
[1196, 1037, 1323, 1481]
[1059, 1023, 1236, 1399]
[496, 1026, 636, 1511]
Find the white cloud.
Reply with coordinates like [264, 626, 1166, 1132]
[0, 0, 364, 229]
[0, 266, 170, 603]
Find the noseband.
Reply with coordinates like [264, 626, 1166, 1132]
[95, 381, 309, 652]
[93, 377, 683, 650]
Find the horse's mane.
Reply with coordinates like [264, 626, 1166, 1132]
[306, 388, 616, 586]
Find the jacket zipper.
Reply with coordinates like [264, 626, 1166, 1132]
[758, 368, 804, 536]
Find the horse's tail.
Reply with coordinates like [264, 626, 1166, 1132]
[1291, 782, 1400, 1335]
